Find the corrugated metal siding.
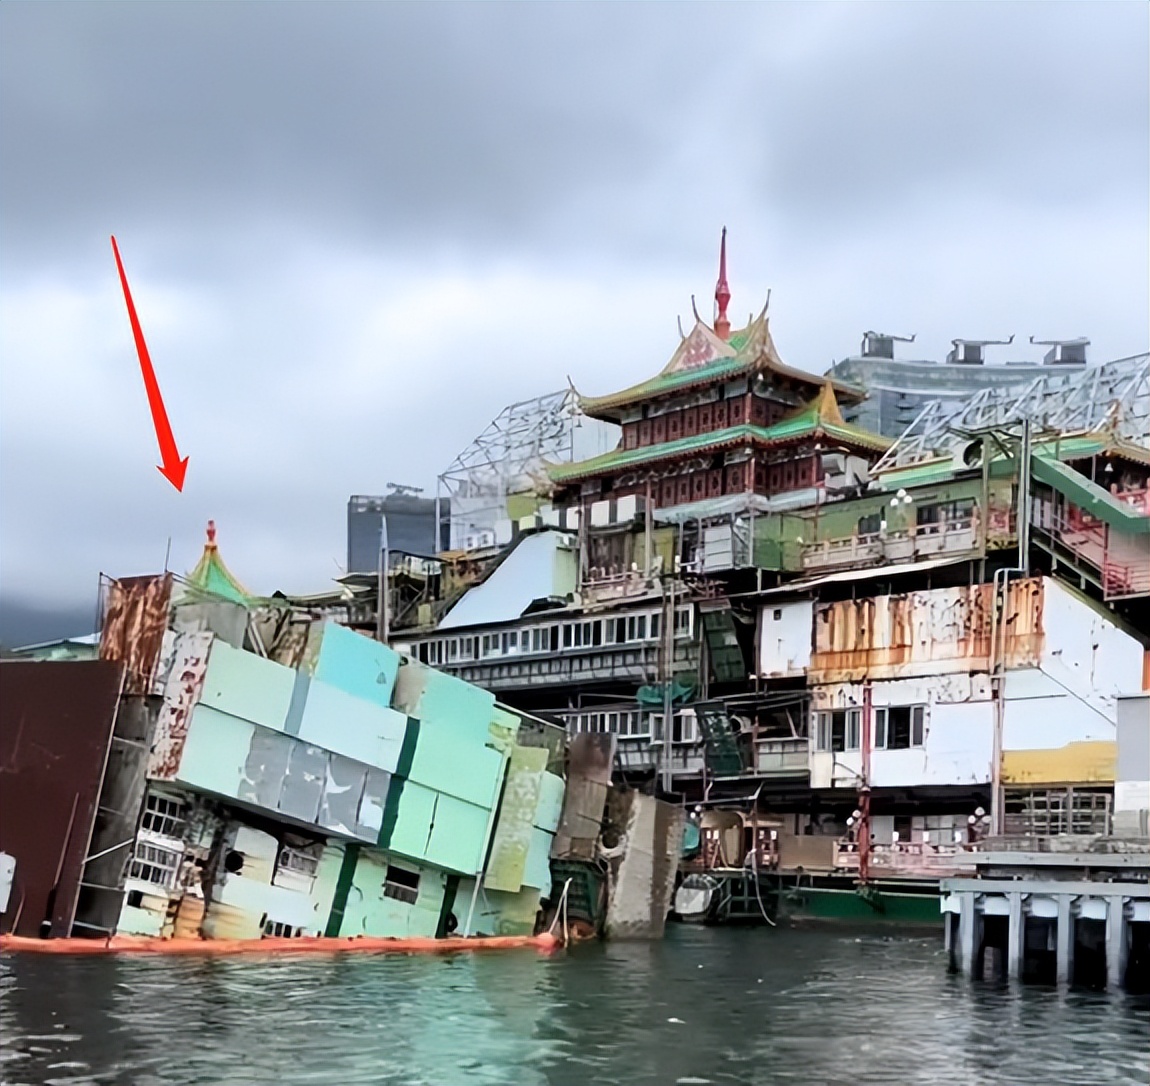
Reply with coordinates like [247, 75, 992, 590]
[99, 574, 173, 695]
[0, 661, 124, 936]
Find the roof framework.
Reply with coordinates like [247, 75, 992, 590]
[874, 353, 1150, 472]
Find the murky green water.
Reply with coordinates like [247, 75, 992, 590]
[1, 926, 1146, 1086]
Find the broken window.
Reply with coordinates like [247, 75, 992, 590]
[384, 864, 420, 905]
[140, 793, 186, 840]
[815, 709, 861, 752]
[874, 706, 925, 749]
[127, 841, 182, 890]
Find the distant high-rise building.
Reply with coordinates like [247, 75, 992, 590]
[828, 333, 1090, 438]
[346, 492, 438, 574]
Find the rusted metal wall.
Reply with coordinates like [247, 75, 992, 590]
[149, 632, 212, 780]
[100, 573, 173, 694]
[0, 661, 124, 936]
[809, 578, 1045, 683]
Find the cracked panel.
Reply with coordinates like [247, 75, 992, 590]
[318, 755, 368, 838]
[279, 742, 326, 824]
[238, 728, 293, 810]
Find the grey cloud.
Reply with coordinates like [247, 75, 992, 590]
[0, 2, 1146, 641]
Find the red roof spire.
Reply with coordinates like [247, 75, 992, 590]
[714, 227, 731, 341]
[205, 519, 217, 548]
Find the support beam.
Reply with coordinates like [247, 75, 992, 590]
[1007, 892, 1023, 980]
[959, 891, 978, 977]
[1107, 896, 1128, 993]
[1056, 894, 1074, 986]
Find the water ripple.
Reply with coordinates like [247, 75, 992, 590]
[1, 928, 1146, 1085]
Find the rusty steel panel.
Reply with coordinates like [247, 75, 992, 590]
[100, 573, 173, 695]
[809, 578, 1045, 683]
[0, 660, 124, 937]
[148, 632, 212, 780]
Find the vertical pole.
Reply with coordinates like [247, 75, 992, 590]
[1056, 893, 1074, 985]
[1106, 895, 1127, 992]
[643, 480, 653, 579]
[1018, 418, 1032, 575]
[1007, 891, 1023, 979]
[661, 575, 675, 795]
[859, 683, 872, 886]
[377, 516, 391, 644]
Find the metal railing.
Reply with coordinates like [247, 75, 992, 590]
[834, 840, 980, 878]
[800, 518, 978, 572]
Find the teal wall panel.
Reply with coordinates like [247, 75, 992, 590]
[295, 679, 408, 772]
[304, 621, 400, 708]
[484, 746, 547, 893]
[199, 640, 295, 731]
[534, 772, 565, 833]
[178, 705, 253, 797]
[408, 723, 505, 809]
[337, 849, 444, 938]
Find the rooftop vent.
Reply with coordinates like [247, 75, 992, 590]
[1030, 336, 1089, 366]
[946, 336, 1014, 365]
[860, 331, 915, 359]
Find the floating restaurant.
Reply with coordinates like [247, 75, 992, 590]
[2, 236, 1147, 988]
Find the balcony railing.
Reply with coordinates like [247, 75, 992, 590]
[833, 840, 980, 878]
[800, 518, 977, 573]
[753, 736, 809, 776]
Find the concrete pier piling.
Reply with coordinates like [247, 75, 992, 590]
[942, 846, 1150, 992]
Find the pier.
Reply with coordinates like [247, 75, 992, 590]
[941, 843, 1150, 991]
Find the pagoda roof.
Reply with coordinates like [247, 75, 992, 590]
[182, 521, 255, 605]
[550, 384, 890, 485]
[576, 311, 863, 422]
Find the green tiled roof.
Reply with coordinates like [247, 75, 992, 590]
[185, 525, 255, 604]
[549, 393, 891, 484]
[576, 314, 862, 420]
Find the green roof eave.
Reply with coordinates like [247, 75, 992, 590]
[579, 358, 751, 417]
[549, 415, 890, 485]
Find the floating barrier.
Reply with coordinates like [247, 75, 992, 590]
[0, 932, 561, 956]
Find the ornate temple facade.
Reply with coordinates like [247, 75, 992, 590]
[550, 233, 890, 512]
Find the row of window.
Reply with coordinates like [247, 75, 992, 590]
[407, 607, 694, 668]
[621, 395, 791, 450]
[562, 709, 700, 745]
[814, 706, 926, 753]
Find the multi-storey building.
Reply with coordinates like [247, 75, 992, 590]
[388, 241, 1150, 919]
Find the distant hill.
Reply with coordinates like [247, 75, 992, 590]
[0, 598, 98, 651]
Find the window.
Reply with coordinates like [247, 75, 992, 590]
[384, 864, 421, 905]
[674, 607, 692, 636]
[857, 513, 882, 536]
[874, 706, 925, 750]
[128, 841, 182, 890]
[276, 844, 320, 881]
[141, 793, 185, 839]
[650, 612, 661, 640]
[563, 625, 573, 649]
[815, 709, 861, 752]
[263, 920, 303, 938]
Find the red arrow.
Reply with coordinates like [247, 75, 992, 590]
[110, 235, 189, 492]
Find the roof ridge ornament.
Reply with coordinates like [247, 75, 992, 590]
[205, 519, 217, 549]
[714, 227, 731, 341]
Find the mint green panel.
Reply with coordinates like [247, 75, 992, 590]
[523, 828, 553, 895]
[388, 781, 439, 862]
[304, 621, 401, 708]
[408, 722, 505, 808]
[393, 662, 495, 741]
[488, 706, 521, 755]
[484, 746, 547, 893]
[177, 705, 254, 797]
[338, 849, 445, 938]
[534, 772, 565, 833]
[426, 793, 491, 874]
[199, 640, 294, 731]
[458, 879, 541, 937]
[295, 679, 408, 772]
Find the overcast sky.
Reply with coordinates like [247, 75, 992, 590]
[1, 2, 1147, 642]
